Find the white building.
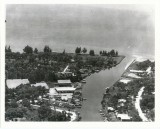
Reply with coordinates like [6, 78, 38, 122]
[49, 88, 59, 98]
[146, 66, 152, 74]
[118, 99, 126, 103]
[130, 70, 145, 73]
[119, 78, 132, 84]
[127, 73, 141, 79]
[31, 82, 49, 89]
[6, 79, 29, 89]
[58, 80, 72, 87]
[55, 87, 76, 99]
[117, 114, 131, 121]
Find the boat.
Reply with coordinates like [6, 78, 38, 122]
[99, 109, 103, 112]
[95, 69, 100, 72]
[75, 106, 82, 108]
[83, 98, 87, 100]
[81, 79, 86, 83]
[99, 113, 105, 115]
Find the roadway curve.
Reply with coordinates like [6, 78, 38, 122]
[135, 87, 149, 122]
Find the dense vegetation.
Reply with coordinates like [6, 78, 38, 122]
[5, 84, 71, 121]
[5, 46, 121, 83]
[101, 59, 155, 121]
[99, 49, 118, 56]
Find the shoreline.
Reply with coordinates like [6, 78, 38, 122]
[78, 55, 125, 121]
[100, 57, 155, 122]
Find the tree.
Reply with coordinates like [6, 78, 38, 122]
[110, 49, 116, 56]
[89, 50, 95, 56]
[100, 51, 102, 55]
[28, 72, 36, 84]
[75, 47, 81, 54]
[23, 45, 33, 54]
[44, 45, 52, 53]
[128, 108, 142, 121]
[10, 99, 18, 108]
[115, 51, 118, 56]
[62, 49, 65, 54]
[48, 113, 56, 121]
[22, 98, 30, 108]
[5, 108, 24, 120]
[82, 47, 87, 54]
[5, 45, 12, 52]
[38, 105, 52, 120]
[34, 48, 38, 54]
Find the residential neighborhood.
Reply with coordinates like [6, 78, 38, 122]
[100, 58, 155, 121]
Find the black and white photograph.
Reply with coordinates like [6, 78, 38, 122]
[4, 4, 155, 122]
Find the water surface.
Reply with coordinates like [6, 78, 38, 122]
[80, 55, 133, 121]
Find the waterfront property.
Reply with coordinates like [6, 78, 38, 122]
[55, 87, 76, 99]
[100, 57, 155, 122]
[57, 80, 72, 87]
[119, 78, 132, 84]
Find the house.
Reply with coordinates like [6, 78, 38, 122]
[146, 66, 152, 74]
[49, 88, 59, 98]
[105, 87, 110, 93]
[108, 107, 115, 113]
[117, 99, 126, 108]
[119, 78, 132, 84]
[70, 59, 75, 63]
[57, 72, 73, 78]
[57, 80, 72, 87]
[130, 69, 145, 73]
[55, 87, 76, 93]
[12, 117, 26, 121]
[55, 87, 76, 99]
[117, 114, 132, 121]
[127, 73, 141, 79]
[118, 99, 126, 103]
[30, 104, 40, 110]
[31, 82, 49, 89]
[79, 69, 88, 74]
[6, 79, 29, 89]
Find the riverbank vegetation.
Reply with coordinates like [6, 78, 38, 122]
[101, 59, 155, 121]
[5, 45, 123, 83]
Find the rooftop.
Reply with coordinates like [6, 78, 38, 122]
[130, 69, 145, 73]
[49, 88, 59, 95]
[58, 80, 71, 84]
[146, 66, 152, 74]
[119, 78, 132, 84]
[55, 87, 76, 91]
[31, 82, 49, 89]
[118, 99, 126, 103]
[127, 73, 141, 79]
[6, 79, 29, 89]
[117, 114, 131, 120]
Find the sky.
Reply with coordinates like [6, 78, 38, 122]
[6, 4, 154, 56]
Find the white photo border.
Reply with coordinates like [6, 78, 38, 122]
[1, 0, 160, 129]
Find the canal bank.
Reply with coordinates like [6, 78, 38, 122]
[79, 55, 133, 121]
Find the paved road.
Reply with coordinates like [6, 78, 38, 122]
[135, 87, 149, 122]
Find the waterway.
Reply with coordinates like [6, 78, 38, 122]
[79, 55, 133, 121]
